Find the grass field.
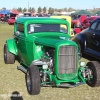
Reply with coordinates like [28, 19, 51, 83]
[0, 23, 100, 100]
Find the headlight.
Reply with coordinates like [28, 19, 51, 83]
[80, 61, 86, 67]
[42, 65, 48, 69]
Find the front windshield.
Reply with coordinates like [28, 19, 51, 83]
[27, 24, 68, 34]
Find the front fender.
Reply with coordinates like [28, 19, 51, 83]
[72, 33, 87, 51]
[6, 39, 18, 55]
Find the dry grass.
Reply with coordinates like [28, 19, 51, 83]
[0, 23, 100, 100]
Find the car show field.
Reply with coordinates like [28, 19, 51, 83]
[0, 23, 100, 100]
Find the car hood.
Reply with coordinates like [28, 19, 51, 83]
[34, 35, 76, 48]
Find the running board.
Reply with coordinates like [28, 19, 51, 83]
[57, 82, 84, 88]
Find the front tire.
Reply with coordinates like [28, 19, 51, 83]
[86, 61, 100, 87]
[4, 44, 15, 64]
[26, 64, 41, 95]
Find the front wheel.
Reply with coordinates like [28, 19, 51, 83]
[26, 64, 41, 95]
[86, 61, 100, 87]
[4, 44, 15, 64]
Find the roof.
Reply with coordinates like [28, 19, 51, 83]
[50, 15, 71, 27]
[16, 17, 69, 25]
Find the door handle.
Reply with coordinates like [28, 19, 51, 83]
[93, 34, 95, 37]
[93, 34, 95, 36]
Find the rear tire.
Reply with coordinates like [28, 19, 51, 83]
[26, 64, 41, 95]
[4, 44, 15, 64]
[86, 61, 100, 87]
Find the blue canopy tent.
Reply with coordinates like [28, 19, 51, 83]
[0, 9, 11, 14]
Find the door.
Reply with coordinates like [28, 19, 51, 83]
[14, 23, 28, 64]
[92, 21, 100, 52]
[85, 21, 98, 51]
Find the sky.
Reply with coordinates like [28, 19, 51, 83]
[0, 0, 100, 10]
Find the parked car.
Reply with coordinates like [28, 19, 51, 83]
[71, 14, 87, 28]
[74, 16, 99, 34]
[24, 12, 32, 17]
[4, 17, 100, 95]
[8, 17, 15, 25]
[72, 17, 100, 61]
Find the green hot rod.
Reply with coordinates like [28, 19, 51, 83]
[4, 17, 100, 95]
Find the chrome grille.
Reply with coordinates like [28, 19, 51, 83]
[58, 46, 76, 74]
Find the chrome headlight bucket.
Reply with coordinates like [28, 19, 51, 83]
[80, 61, 86, 67]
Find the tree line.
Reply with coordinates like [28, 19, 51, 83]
[1, 7, 100, 14]
[16, 7, 77, 14]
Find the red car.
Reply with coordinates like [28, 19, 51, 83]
[74, 16, 99, 34]
[71, 14, 87, 28]
[8, 17, 15, 25]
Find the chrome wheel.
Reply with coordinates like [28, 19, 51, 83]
[86, 61, 100, 87]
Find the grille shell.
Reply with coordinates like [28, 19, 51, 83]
[58, 46, 76, 74]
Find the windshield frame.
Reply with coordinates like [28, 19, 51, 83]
[27, 23, 68, 34]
